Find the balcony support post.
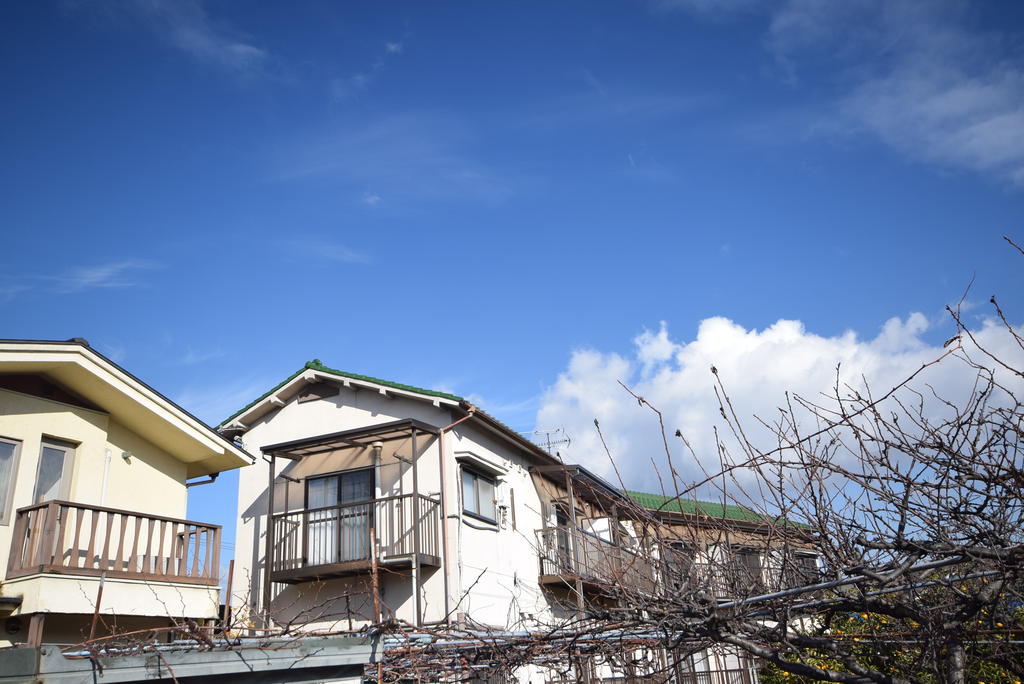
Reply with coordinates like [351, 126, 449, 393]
[263, 452, 276, 628]
[38, 502, 59, 570]
[563, 470, 591, 684]
[411, 427, 422, 627]
[563, 471, 584, 611]
[26, 613, 45, 648]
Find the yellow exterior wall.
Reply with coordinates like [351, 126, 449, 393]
[0, 388, 189, 572]
[0, 386, 205, 645]
[101, 420, 188, 518]
[5, 574, 219, 622]
[0, 387, 110, 574]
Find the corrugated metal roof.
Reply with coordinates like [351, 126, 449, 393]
[624, 490, 765, 522]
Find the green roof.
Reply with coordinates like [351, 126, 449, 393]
[624, 490, 766, 523]
[220, 360, 464, 426]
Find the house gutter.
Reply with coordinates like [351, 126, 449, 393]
[185, 472, 220, 488]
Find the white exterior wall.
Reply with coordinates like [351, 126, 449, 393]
[232, 385, 453, 630]
[444, 422, 555, 627]
[230, 383, 565, 643]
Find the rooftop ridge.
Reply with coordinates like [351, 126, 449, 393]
[219, 361, 463, 427]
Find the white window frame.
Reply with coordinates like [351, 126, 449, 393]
[461, 466, 497, 524]
[0, 436, 22, 525]
[792, 551, 820, 584]
[33, 438, 75, 504]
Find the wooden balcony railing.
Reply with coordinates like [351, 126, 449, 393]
[7, 501, 221, 586]
[536, 526, 659, 595]
[270, 494, 441, 583]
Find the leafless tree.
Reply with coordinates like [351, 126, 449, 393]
[63, 242, 1024, 684]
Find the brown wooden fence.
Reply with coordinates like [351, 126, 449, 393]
[6, 500, 220, 586]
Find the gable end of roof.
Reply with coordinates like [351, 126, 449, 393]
[220, 360, 464, 427]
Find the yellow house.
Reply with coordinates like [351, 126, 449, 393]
[0, 338, 251, 647]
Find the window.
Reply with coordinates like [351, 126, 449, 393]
[461, 467, 496, 522]
[33, 439, 74, 504]
[729, 547, 764, 592]
[582, 516, 614, 542]
[664, 540, 695, 592]
[305, 468, 374, 565]
[0, 437, 21, 525]
[789, 552, 819, 586]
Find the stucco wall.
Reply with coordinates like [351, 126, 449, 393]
[231, 383, 561, 633]
[444, 421, 555, 626]
[5, 573, 219, 619]
[232, 384, 453, 626]
[0, 388, 189, 576]
[0, 387, 198, 633]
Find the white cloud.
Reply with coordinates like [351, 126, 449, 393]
[94, 340, 128, 364]
[175, 376, 277, 426]
[273, 113, 515, 203]
[656, 0, 1024, 185]
[281, 237, 370, 265]
[650, 0, 763, 14]
[580, 68, 608, 98]
[517, 91, 712, 132]
[177, 347, 225, 366]
[330, 39, 405, 101]
[466, 391, 540, 433]
[843, 63, 1024, 185]
[363, 192, 382, 206]
[536, 314, 1024, 497]
[49, 260, 157, 293]
[776, 0, 1024, 184]
[0, 260, 155, 300]
[87, 0, 268, 76]
[0, 285, 30, 303]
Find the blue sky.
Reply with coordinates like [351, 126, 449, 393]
[3, 1, 1023, 556]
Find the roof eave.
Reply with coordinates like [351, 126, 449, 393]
[0, 339, 254, 471]
[223, 368, 463, 433]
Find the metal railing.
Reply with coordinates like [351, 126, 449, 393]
[536, 526, 660, 594]
[7, 500, 220, 585]
[270, 494, 440, 575]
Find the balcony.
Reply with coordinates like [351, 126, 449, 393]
[657, 553, 778, 601]
[536, 525, 659, 595]
[7, 501, 220, 586]
[269, 493, 441, 584]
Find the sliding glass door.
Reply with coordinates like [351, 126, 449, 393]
[307, 469, 373, 565]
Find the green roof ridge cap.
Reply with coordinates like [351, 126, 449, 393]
[304, 360, 464, 403]
[219, 361, 463, 427]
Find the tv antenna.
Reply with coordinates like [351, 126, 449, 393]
[523, 428, 571, 455]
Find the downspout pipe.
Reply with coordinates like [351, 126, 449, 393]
[436, 404, 477, 625]
[99, 450, 112, 506]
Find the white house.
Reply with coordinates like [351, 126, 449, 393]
[223, 359, 794, 683]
